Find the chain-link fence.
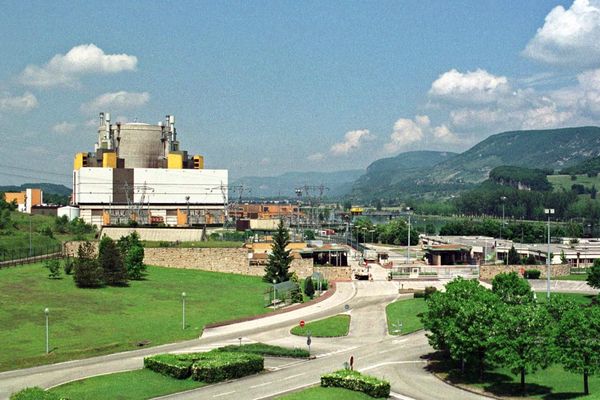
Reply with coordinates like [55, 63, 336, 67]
[0, 244, 62, 268]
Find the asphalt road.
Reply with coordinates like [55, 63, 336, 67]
[1, 278, 490, 400]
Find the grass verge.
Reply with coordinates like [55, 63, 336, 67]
[48, 368, 205, 400]
[141, 240, 243, 248]
[290, 315, 350, 337]
[386, 298, 427, 335]
[0, 263, 271, 371]
[276, 386, 377, 399]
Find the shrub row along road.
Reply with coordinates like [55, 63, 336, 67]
[0, 281, 488, 400]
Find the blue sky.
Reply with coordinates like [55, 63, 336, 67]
[1, 0, 599, 186]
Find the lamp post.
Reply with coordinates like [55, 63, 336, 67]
[369, 229, 375, 245]
[272, 279, 277, 307]
[500, 196, 507, 240]
[545, 208, 555, 300]
[181, 292, 186, 330]
[44, 307, 49, 354]
[406, 207, 412, 265]
[29, 214, 33, 257]
[185, 196, 190, 227]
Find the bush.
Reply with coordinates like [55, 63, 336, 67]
[304, 277, 315, 298]
[321, 369, 390, 398]
[424, 286, 437, 299]
[191, 352, 263, 383]
[413, 290, 425, 298]
[63, 258, 74, 275]
[143, 354, 194, 379]
[525, 269, 541, 279]
[216, 343, 309, 358]
[43, 259, 61, 279]
[9, 387, 64, 400]
[145, 351, 264, 383]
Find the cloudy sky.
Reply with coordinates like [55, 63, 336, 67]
[1, 0, 600, 185]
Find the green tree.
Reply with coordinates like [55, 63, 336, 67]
[44, 259, 61, 279]
[264, 219, 293, 283]
[124, 245, 145, 280]
[587, 259, 600, 290]
[492, 272, 533, 305]
[98, 236, 128, 286]
[303, 229, 316, 240]
[304, 277, 315, 298]
[557, 305, 600, 395]
[507, 245, 521, 265]
[493, 303, 554, 394]
[73, 241, 103, 288]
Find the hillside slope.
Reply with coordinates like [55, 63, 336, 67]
[428, 126, 600, 183]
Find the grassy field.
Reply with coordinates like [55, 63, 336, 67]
[277, 386, 376, 399]
[49, 368, 205, 400]
[549, 174, 600, 193]
[0, 263, 271, 371]
[536, 292, 596, 305]
[553, 274, 590, 281]
[290, 315, 351, 337]
[141, 240, 243, 248]
[386, 298, 427, 335]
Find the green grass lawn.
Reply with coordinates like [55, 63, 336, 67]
[0, 263, 271, 371]
[48, 368, 205, 400]
[277, 386, 376, 400]
[554, 274, 589, 281]
[141, 240, 243, 248]
[536, 292, 596, 305]
[441, 362, 600, 399]
[290, 315, 350, 337]
[386, 298, 427, 335]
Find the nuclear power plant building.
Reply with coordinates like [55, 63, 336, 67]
[72, 113, 228, 227]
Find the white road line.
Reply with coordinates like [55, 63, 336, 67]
[250, 381, 272, 388]
[390, 391, 418, 400]
[283, 372, 306, 380]
[213, 391, 236, 398]
[360, 360, 426, 372]
[252, 381, 320, 400]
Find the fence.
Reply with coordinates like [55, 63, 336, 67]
[0, 244, 63, 268]
[389, 265, 479, 280]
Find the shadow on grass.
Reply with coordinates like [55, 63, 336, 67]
[542, 393, 589, 400]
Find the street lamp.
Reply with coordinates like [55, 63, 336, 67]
[272, 279, 277, 307]
[545, 208, 555, 300]
[369, 229, 376, 245]
[406, 207, 412, 265]
[500, 196, 507, 240]
[44, 307, 49, 354]
[185, 196, 191, 227]
[181, 292, 186, 329]
[29, 214, 33, 257]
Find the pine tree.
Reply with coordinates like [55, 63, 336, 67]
[74, 241, 103, 288]
[98, 236, 128, 286]
[304, 277, 315, 298]
[264, 219, 293, 283]
[508, 245, 521, 265]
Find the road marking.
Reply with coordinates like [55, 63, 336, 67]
[250, 381, 272, 388]
[252, 381, 320, 400]
[392, 339, 408, 345]
[390, 391, 417, 400]
[283, 372, 305, 380]
[360, 360, 426, 372]
[315, 345, 358, 358]
[214, 391, 236, 397]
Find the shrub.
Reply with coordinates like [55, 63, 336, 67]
[191, 352, 263, 383]
[304, 277, 315, 298]
[321, 369, 390, 398]
[63, 258, 74, 275]
[9, 387, 63, 400]
[73, 241, 103, 288]
[216, 343, 309, 358]
[44, 259, 61, 279]
[525, 269, 541, 279]
[143, 354, 194, 379]
[413, 290, 425, 298]
[424, 286, 437, 299]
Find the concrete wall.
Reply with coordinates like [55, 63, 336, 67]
[479, 264, 570, 280]
[63, 241, 351, 280]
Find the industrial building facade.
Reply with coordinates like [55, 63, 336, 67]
[73, 113, 228, 227]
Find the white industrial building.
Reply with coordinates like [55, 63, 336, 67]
[72, 113, 228, 227]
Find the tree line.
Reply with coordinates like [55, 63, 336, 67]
[422, 273, 600, 395]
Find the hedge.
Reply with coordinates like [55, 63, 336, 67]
[525, 269, 541, 279]
[191, 352, 264, 383]
[216, 343, 309, 358]
[143, 354, 195, 379]
[10, 387, 65, 400]
[321, 369, 390, 398]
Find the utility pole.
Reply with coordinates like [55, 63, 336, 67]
[545, 208, 554, 299]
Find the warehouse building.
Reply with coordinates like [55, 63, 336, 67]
[72, 113, 228, 227]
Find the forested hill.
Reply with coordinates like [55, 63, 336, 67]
[560, 155, 600, 176]
[350, 150, 458, 200]
[0, 183, 71, 196]
[427, 126, 600, 183]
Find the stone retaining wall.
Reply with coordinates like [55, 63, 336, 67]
[479, 264, 570, 280]
[63, 241, 350, 280]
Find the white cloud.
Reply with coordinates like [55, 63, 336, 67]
[384, 115, 458, 153]
[523, 0, 600, 67]
[81, 91, 150, 113]
[433, 124, 459, 143]
[307, 153, 325, 161]
[330, 129, 373, 155]
[0, 92, 38, 112]
[429, 69, 510, 103]
[20, 44, 138, 87]
[52, 121, 77, 135]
